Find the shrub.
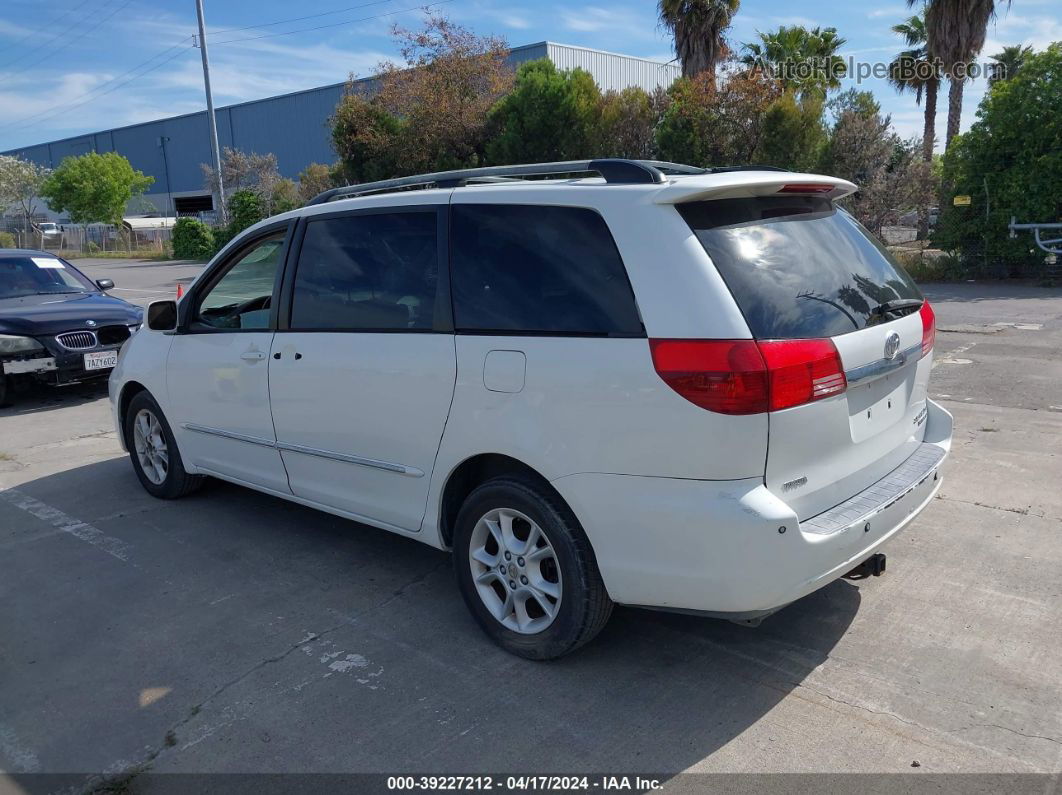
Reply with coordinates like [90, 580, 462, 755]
[0, 231, 15, 248]
[171, 217, 215, 259]
[87, 241, 100, 254]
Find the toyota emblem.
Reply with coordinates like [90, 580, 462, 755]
[884, 331, 901, 360]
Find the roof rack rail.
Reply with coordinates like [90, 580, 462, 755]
[306, 159, 708, 206]
[703, 165, 789, 174]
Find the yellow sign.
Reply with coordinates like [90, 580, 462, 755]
[953, 195, 972, 206]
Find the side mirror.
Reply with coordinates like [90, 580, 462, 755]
[147, 300, 178, 332]
[96, 279, 115, 290]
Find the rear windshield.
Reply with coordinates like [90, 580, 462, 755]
[679, 197, 923, 339]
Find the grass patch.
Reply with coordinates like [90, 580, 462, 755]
[0, 451, 15, 461]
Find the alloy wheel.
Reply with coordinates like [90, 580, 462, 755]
[468, 507, 563, 634]
[132, 408, 169, 485]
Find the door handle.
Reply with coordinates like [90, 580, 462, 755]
[240, 350, 266, 361]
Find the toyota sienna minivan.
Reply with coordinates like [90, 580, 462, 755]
[110, 159, 953, 659]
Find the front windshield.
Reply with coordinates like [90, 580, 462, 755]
[0, 255, 96, 299]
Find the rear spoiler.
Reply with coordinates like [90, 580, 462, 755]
[653, 172, 858, 204]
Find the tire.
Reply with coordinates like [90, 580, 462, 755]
[453, 475, 613, 660]
[0, 374, 9, 407]
[124, 391, 203, 499]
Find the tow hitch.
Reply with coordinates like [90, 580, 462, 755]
[844, 553, 887, 580]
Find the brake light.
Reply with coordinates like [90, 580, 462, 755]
[919, 300, 936, 357]
[648, 339, 768, 414]
[778, 183, 835, 194]
[758, 339, 848, 410]
[650, 338, 847, 415]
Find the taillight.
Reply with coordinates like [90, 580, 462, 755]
[919, 300, 936, 357]
[757, 339, 848, 411]
[648, 339, 769, 415]
[650, 338, 847, 415]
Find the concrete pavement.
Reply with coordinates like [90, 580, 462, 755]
[1, 266, 1060, 786]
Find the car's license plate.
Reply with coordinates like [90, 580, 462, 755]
[84, 350, 118, 371]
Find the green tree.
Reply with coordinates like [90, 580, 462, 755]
[821, 107, 934, 235]
[271, 178, 300, 214]
[297, 162, 336, 202]
[828, 89, 881, 120]
[988, 44, 1033, 85]
[935, 44, 1062, 269]
[755, 91, 826, 171]
[486, 59, 601, 164]
[655, 71, 781, 166]
[741, 26, 847, 98]
[595, 87, 664, 160]
[330, 92, 404, 183]
[171, 217, 215, 259]
[657, 0, 741, 87]
[917, 0, 1011, 149]
[0, 155, 51, 232]
[889, 10, 940, 163]
[39, 152, 153, 225]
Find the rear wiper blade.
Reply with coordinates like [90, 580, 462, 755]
[871, 299, 923, 317]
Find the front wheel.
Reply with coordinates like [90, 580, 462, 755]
[453, 476, 613, 660]
[124, 391, 203, 499]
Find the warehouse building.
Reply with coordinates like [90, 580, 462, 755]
[2, 42, 680, 219]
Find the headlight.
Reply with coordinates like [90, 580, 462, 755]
[0, 334, 45, 354]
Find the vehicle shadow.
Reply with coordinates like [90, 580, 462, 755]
[0, 458, 860, 778]
[0, 378, 109, 417]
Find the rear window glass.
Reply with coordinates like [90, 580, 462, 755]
[450, 204, 643, 336]
[679, 197, 923, 339]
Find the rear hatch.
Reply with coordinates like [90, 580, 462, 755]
[678, 193, 935, 519]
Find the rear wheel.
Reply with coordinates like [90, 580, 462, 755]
[453, 476, 612, 660]
[124, 391, 203, 499]
[0, 374, 8, 407]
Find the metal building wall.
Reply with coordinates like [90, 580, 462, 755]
[545, 43, 680, 93]
[1, 42, 677, 216]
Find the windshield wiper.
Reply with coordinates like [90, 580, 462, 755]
[870, 298, 923, 318]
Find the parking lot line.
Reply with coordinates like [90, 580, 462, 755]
[0, 487, 133, 564]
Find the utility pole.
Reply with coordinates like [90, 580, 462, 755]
[195, 0, 227, 225]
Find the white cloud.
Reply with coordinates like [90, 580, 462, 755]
[867, 7, 908, 20]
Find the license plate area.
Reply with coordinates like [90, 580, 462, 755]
[847, 367, 915, 442]
[84, 350, 118, 371]
[3, 357, 57, 375]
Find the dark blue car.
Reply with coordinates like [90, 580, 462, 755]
[0, 249, 143, 405]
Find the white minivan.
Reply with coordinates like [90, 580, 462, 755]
[110, 160, 952, 659]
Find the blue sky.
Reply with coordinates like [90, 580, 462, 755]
[1, 0, 1060, 152]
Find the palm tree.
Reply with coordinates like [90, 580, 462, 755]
[914, 0, 1011, 149]
[740, 26, 848, 98]
[988, 44, 1033, 85]
[658, 0, 741, 88]
[888, 10, 939, 162]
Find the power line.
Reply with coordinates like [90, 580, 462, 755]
[210, 0, 453, 46]
[0, 0, 96, 65]
[0, 0, 453, 146]
[207, 0, 396, 37]
[0, 46, 195, 138]
[0, 37, 195, 134]
[4, 0, 137, 81]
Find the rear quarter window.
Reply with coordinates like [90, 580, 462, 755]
[450, 204, 643, 336]
[678, 197, 923, 339]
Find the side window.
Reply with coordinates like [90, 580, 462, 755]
[195, 232, 286, 330]
[290, 211, 439, 331]
[450, 204, 643, 335]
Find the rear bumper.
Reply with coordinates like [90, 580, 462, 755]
[552, 400, 953, 617]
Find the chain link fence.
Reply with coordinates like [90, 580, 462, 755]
[1, 218, 174, 256]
